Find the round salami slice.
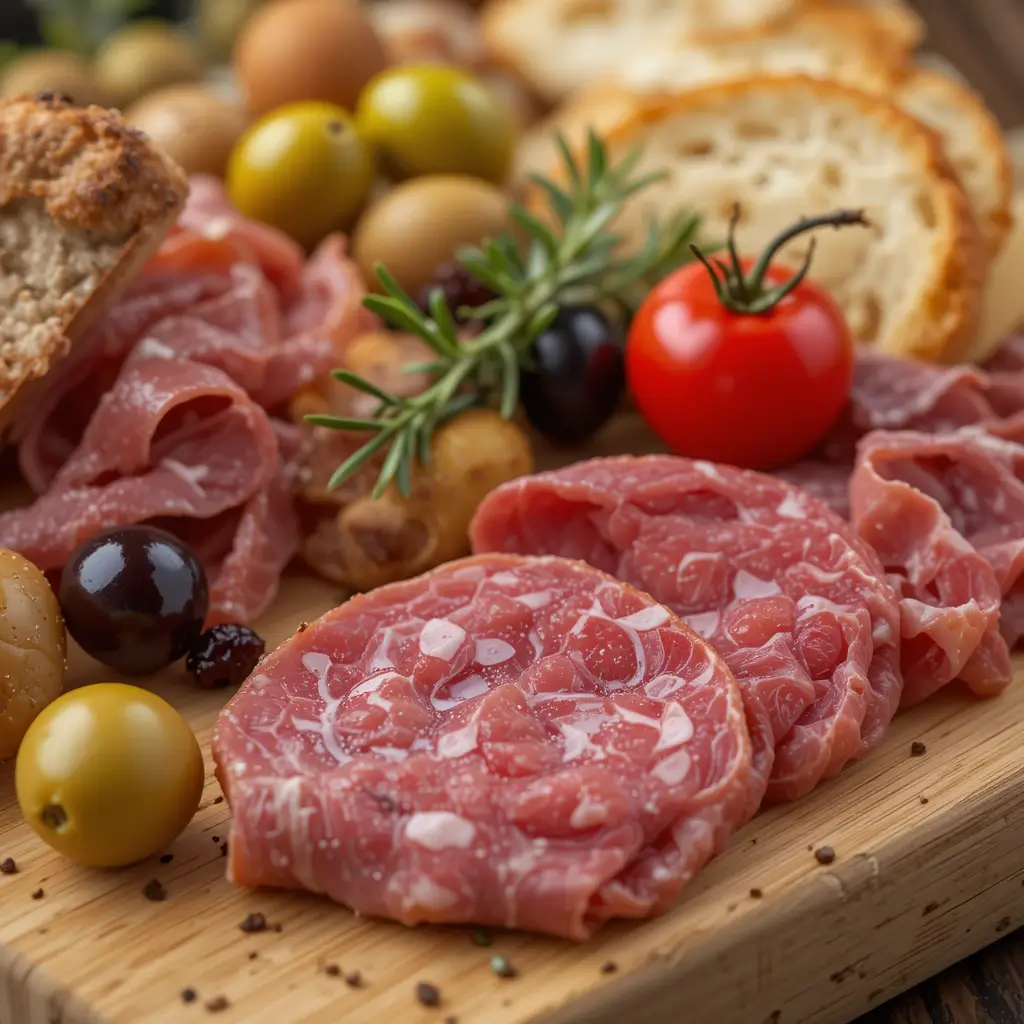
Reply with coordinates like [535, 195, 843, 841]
[213, 553, 753, 940]
[470, 455, 903, 806]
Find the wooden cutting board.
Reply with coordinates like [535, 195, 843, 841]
[0, 416, 1022, 1024]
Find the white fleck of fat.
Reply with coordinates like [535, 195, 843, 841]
[406, 876, 460, 910]
[644, 673, 684, 699]
[202, 215, 233, 240]
[371, 746, 409, 762]
[653, 704, 695, 752]
[405, 811, 477, 851]
[367, 691, 392, 712]
[437, 722, 479, 759]
[430, 674, 490, 711]
[651, 748, 692, 786]
[560, 722, 594, 761]
[684, 611, 721, 637]
[515, 590, 552, 610]
[451, 564, 487, 581]
[776, 491, 807, 519]
[301, 652, 333, 681]
[367, 627, 396, 672]
[136, 336, 176, 360]
[569, 792, 609, 829]
[489, 571, 520, 587]
[475, 637, 516, 666]
[419, 618, 466, 660]
[615, 605, 671, 631]
[613, 704, 661, 730]
[732, 569, 783, 600]
[693, 460, 725, 480]
[160, 458, 209, 495]
[528, 630, 543, 657]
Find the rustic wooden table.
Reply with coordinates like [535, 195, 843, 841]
[856, 5, 1024, 1022]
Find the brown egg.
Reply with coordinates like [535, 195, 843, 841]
[353, 175, 510, 297]
[234, 0, 390, 117]
[126, 85, 249, 178]
[0, 51, 110, 107]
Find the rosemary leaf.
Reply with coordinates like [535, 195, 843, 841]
[509, 205, 559, 257]
[438, 391, 482, 424]
[498, 344, 520, 419]
[426, 289, 461, 354]
[530, 175, 575, 225]
[402, 359, 450, 376]
[457, 250, 512, 294]
[375, 430, 409, 499]
[457, 299, 505, 322]
[305, 415, 387, 432]
[327, 429, 394, 491]
[585, 130, 607, 195]
[552, 133, 582, 193]
[330, 369, 403, 407]
[362, 294, 443, 346]
[525, 303, 559, 340]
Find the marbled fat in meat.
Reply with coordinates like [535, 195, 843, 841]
[470, 455, 903, 806]
[213, 554, 755, 940]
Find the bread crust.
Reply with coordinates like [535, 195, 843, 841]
[531, 75, 985, 365]
[0, 93, 188, 437]
[896, 67, 1013, 256]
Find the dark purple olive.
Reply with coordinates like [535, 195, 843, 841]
[186, 624, 266, 689]
[519, 305, 625, 445]
[416, 262, 497, 325]
[59, 526, 209, 676]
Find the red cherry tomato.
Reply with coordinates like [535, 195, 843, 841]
[627, 214, 860, 470]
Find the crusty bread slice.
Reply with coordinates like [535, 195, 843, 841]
[896, 67, 1013, 255]
[480, 0, 809, 102]
[962, 190, 1024, 363]
[534, 76, 983, 363]
[513, 3, 905, 186]
[848, 0, 926, 64]
[0, 92, 188, 440]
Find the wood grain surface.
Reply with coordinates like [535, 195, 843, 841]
[0, 414, 1020, 1024]
[0, 565, 1022, 1024]
[856, 4, 1024, 1021]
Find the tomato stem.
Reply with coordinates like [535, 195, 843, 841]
[690, 205, 871, 315]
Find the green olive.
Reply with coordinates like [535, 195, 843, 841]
[356, 64, 515, 184]
[227, 100, 374, 250]
[16, 683, 205, 868]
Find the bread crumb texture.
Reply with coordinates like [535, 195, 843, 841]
[0, 93, 188, 400]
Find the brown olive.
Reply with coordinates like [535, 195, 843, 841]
[0, 549, 66, 761]
[305, 408, 534, 591]
[353, 175, 510, 297]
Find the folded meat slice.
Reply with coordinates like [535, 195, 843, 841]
[851, 425, 1018, 703]
[214, 553, 755, 940]
[470, 455, 902, 806]
[0, 359, 296, 623]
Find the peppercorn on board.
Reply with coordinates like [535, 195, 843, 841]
[0, 413, 1020, 1024]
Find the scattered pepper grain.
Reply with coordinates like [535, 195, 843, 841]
[205, 995, 230, 1013]
[31, 888, 44, 900]
[221, 842, 228, 857]
[416, 981, 441, 1007]
[143, 878, 167, 901]
[472, 928, 493, 947]
[181, 987, 198, 1004]
[910, 741, 927, 757]
[345, 970, 363, 988]
[159, 853, 174, 864]
[749, 887, 763, 899]
[213, 795, 224, 805]
[490, 955, 518, 979]
[324, 963, 341, 977]
[814, 846, 836, 866]
[240, 912, 267, 933]
[600, 961, 618, 974]
[0, 858, 17, 874]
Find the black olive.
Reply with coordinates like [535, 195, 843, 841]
[519, 305, 625, 445]
[416, 262, 497, 325]
[186, 624, 266, 689]
[59, 526, 209, 676]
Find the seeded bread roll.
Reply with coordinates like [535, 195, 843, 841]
[533, 76, 984, 364]
[0, 92, 188, 439]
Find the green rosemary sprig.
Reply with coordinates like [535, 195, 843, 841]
[308, 131, 703, 499]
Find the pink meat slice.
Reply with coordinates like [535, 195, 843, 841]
[213, 553, 755, 940]
[0, 359, 294, 623]
[469, 456, 902, 806]
[778, 345, 1024, 519]
[851, 424, 1019, 703]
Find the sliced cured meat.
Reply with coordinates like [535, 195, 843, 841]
[213, 553, 754, 940]
[469, 455, 903, 806]
[0, 360, 291, 623]
[850, 425, 1017, 703]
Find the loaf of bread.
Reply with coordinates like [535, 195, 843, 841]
[536, 76, 984, 363]
[481, 0, 809, 102]
[0, 92, 188, 438]
[513, 3, 907, 186]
